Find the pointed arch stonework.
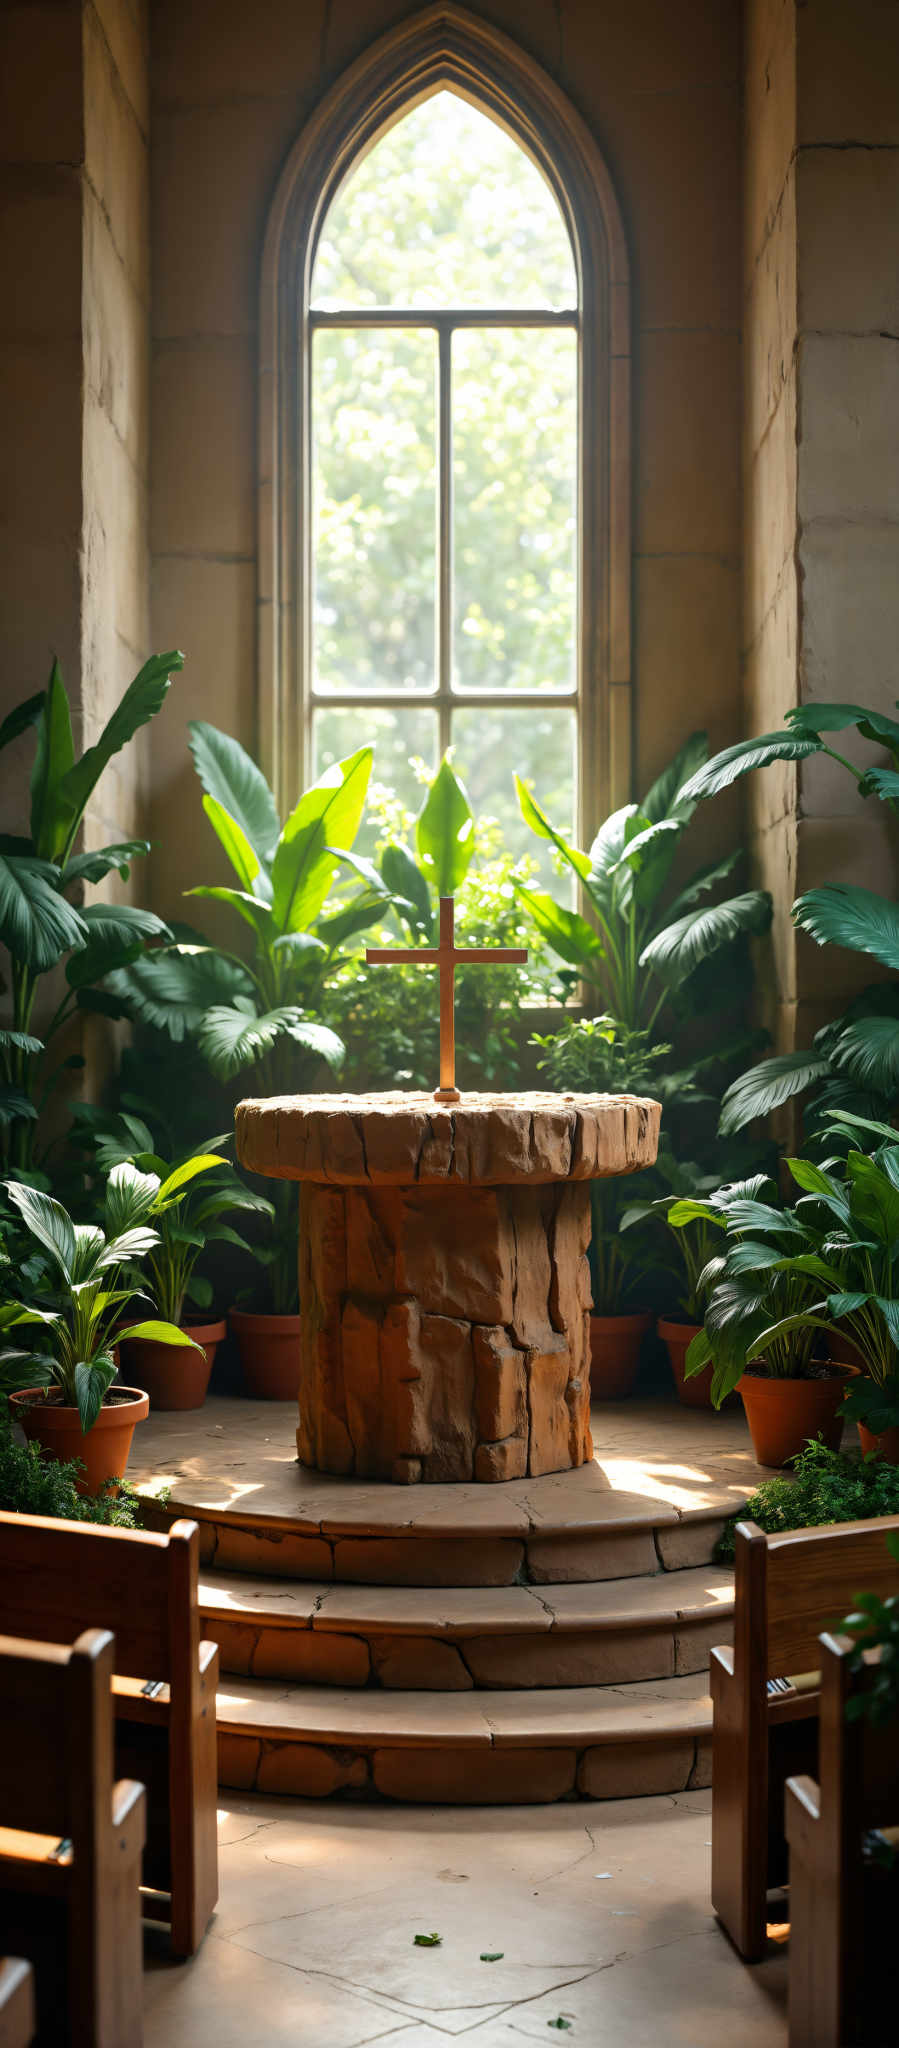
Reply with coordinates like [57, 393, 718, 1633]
[257, 2, 631, 834]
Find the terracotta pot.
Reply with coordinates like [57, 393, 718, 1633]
[858, 1422, 899, 1465]
[659, 1317, 715, 1408]
[119, 1320, 225, 1411]
[589, 1312, 652, 1399]
[737, 1364, 858, 1469]
[230, 1308, 300, 1401]
[9, 1385, 149, 1496]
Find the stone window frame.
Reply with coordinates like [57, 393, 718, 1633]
[258, 0, 632, 845]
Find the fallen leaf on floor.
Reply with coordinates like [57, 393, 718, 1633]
[414, 1932, 442, 1947]
[547, 2019, 573, 2031]
[480, 1952, 504, 1963]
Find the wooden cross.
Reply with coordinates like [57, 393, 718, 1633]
[366, 895, 528, 1102]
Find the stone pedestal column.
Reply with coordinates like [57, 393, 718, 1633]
[236, 1091, 660, 1484]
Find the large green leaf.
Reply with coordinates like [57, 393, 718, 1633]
[56, 652, 184, 859]
[74, 1357, 117, 1433]
[611, 817, 682, 911]
[185, 885, 275, 943]
[787, 701, 899, 755]
[271, 748, 372, 935]
[0, 853, 88, 970]
[515, 778, 591, 883]
[832, 1014, 899, 1093]
[416, 758, 475, 897]
[197, 1002, 344, 1079]
[78, 903, 171, 949]
[63, 841, 150, 886]
[585, 805, 639, 912]
[380, 842, 433, 938]
[155, 1154, 228, 1205]
[718, 1050, 832, 1134]
[677, 733, 821, 804]
[30, 659, 75, 859]
[858, 767, 899, 806]
[515, 888, 605, 974]
[664, 848, 742, 920]
[201, 794, 264, 891]
[793, 886, 899, 972]
[640, 731, 709, 824]
[189, 722, 281, 866]
[4, 1181, 76, 1280]
[117, 1320, 204, 1350]
[0, 691, 45, 753]
[639, 890, 771, 981]
[845, 1150, 899, 1244]
[0, 1089, 37, 1127]
[105, 945, 254, 1041]
[104, 1162, 161, 1235]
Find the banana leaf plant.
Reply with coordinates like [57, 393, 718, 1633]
[676, 700, 899, 1135]
[106, 724, 387, 1091]
[378, 755, 477, 940]
[515, 729, 772, 1057]
[0, 654, 183, 1168]
[664, 1174, 819, 1405]
[1, 1171, 202, 1431]
[619, 1148, 769, 1323]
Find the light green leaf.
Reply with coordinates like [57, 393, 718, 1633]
[189, 721, 281, 865]
[104, 1161, 161, 1235]
[56, 652, 184, 857]
[201, 794, 263, 891]
[794, 885, 899, 973]
[63, 841, 150, 885]
[585, 805, 639, 911]
[4, 1180, 76, 1279]
[0, 853, 88, 969]
[271, 748, 372, 934]
[416, 758, 475, 897]
[156, 1154, 228, 1204]
[315, 894, 388, 951]
[515, 888, 605, 974]
[516, 777, 591, 883]
[118, 1319, 204, 1350]
[380, 842, 433, 936]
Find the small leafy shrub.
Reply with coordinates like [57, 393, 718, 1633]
[0, 1430, 140, 1527]
[715, 1438, 899, 1562]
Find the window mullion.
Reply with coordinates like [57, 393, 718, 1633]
[437, 322, 453, 759]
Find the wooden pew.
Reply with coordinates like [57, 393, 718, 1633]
[0, 1512, 219, 1957]
[711, 1514, 899, 1961]
[0, 1959, 36, 2048]
[0, 1629, 145, 2047]
[786, 1630, 899, 2048]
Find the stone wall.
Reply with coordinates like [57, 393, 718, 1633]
[743, 0, 899, 1060]
[147, 0, 744, 922]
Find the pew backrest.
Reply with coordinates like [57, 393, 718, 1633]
[0, 1510, 200, 1687]
[0, 1628, 115, 1846]
[733, 1515, 899, 1687]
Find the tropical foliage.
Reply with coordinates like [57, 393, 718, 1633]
[715, 1438, 899, 1561]
[1, 1171, 202, 1430]
[0, 654, 182, 1167]
[678, 699, 899, 1135]
[0, 1427, 141, 1526]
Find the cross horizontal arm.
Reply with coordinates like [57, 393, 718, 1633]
[365, 947, 440, 964]
[453, 947, 528, 963]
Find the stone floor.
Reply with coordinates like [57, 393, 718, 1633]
[144, 1790, 788, 2046]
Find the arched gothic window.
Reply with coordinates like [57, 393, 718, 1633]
[259, 6, 631, 850]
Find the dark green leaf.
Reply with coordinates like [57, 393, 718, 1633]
[719, 1052, 831, 1134]
[640, 730, 708, 823]
[62, 841, 150, 885]
[515, 888, 604, 973]
[831, 1014, 899, 1093]
[413, 1933, 442, 1947]
[30, 659, 74, 858]
[677, 732, 821, 804]
[74, 1357, 117, 1433]
[380, 842, 433, 936]
[640, 891, 771, 981]
[0, 690, 45, 753]
[105, 945, 254, 1041]
[57, 652, 184, 856]
[0, 853, 88, 969]
[480, 1953, 504, 1963]
[794, 886, 899, 973]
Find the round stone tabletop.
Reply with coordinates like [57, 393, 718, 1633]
[235, 1090, 661, 1189]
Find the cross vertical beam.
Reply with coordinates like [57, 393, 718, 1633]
[366, 895, 528, 1102]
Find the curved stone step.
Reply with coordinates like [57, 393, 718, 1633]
[200, 1563, 733, 1689]
[215, 1671, 713, 1804]
[133, 1394, 757, 1585]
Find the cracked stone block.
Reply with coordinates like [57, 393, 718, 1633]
[216, 1731, 260, 1790]
[332, 1536, 524, 1587]
[212, 1526, 334, 1581]
[254, 1740, 369, 1798]
[656, 1519, 725, 1569]
[463, 1628, 676, 1689]
[527, 1529, 659, 1584]
[239, 1092, 659, 1482]
[250, 1628, 370, 1686]
[577, 1738, 697, 1798]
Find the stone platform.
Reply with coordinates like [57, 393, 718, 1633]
[236, 1090, 660, 1483]
[131, 1394, 768, 1805]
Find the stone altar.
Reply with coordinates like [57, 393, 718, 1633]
[236, 1090, 660, 1484]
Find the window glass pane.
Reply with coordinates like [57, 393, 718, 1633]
[313, 704, 438, 857]
[312, 329, 436, 694]
[450, 705, 576, 886]
[311, 91, 576, 311]
[453, 328, 577, 694]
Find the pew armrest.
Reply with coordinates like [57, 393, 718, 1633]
[111, 1777, 146, 1862]
[785, 1772, 821, 1860]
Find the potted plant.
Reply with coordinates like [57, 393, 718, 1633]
[669, 1171, 858, 1466]
[620, 1153, 742, 1407]
[2, 1171, 201, 1492]
[750, 1111, 899, 1463]
[102, 1136, 274, 1410]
